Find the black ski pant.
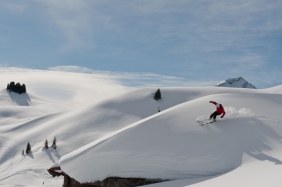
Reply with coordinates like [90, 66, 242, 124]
[210, 111, 220, 119]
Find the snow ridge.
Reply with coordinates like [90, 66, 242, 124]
[216, 77, 256, 89]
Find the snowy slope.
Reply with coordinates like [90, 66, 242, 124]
[1, 68, 282, 186]
[0, 67, 130, 106]
[0, 85, 258, 186]
[263, 85, 282, 94]
[59, 91, 282, 185]
[0, 68, 131, 186]
[0, 90, 72, 186]
[216, 77, 256, 89]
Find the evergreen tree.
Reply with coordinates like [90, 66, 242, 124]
[26, 142, 31, 154]
[19, 84, 24, 94]
[19, 84, 22, 94]
[51, 136, 57, 149]
[44, 139, 49, 149]
[22, 84, 26, 93]
[6, 82, 27, 94]
[15, 82, 21, 94]
[154, 89, 161, 100]
[10, 81, 15, 92]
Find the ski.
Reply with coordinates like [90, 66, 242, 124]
[201, 120, 215, 126]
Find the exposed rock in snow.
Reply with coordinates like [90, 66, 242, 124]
[216, 77, 256, 89]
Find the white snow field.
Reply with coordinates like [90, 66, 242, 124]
[59, 90, 282, 187]
[0, 68, 282, 186]
[0, 67, 130, 106]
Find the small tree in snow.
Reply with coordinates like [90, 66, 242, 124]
[51, 136, 57, 149]
[22, 150, 24, 155]
[44, 139, 49, 149]
[26, 142, 31, 154]
[154, 89, 161, 100]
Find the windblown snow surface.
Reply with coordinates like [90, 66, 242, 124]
[1, 68, 282, 187]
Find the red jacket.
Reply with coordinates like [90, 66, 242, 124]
[210, 101, 226, 117]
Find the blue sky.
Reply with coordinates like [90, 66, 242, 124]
[0, 0, 281, 88]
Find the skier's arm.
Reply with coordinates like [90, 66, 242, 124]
[221, 110, 226, 118]
[210, 101, 217, 105]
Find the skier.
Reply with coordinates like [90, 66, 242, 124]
[209, 101, 226, 122]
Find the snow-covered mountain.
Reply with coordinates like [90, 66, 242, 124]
[0, 69, 282, 187]
[216, 77, 256, 89]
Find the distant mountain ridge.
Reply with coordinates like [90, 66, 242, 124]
[216, 77, 256, 89]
